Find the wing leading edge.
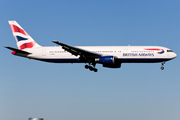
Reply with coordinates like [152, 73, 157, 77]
[52, 41, 102, 58]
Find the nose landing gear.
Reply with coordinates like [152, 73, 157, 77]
[161, 62, 165, 70]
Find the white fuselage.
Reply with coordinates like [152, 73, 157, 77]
[24, 46, 177, 63]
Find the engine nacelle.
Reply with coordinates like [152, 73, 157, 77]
[95, 56, 121, 68]
[95, 56, 115, 64]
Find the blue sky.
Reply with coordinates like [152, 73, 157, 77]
[0, 0, 180, 120]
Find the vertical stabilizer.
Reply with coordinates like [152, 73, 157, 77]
[8, 21, 41, 49]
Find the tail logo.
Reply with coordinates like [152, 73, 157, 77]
[16, 36, 28, 41]
[9, 21, 41, 50]
[19, 41, 36, 50]
[10, 23, 36, 50]
[10, 24, 28, 36]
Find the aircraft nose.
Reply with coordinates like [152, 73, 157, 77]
[173, 52, 177, 58]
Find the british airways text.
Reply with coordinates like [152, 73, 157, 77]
[123, 53, 154, 56]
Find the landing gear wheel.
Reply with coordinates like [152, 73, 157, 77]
[85, 65, 89, 69]
[84, 64, 98, 72]
[89, 66, 93, 71]
[161, 66, 164, 70]
[161, 62, 165, 70]
[93, 68, 98, 72]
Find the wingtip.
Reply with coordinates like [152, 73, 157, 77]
[52, 40, 59, 43]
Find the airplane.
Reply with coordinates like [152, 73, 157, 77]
[5, 21, 177, 72]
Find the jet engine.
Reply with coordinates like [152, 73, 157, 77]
[95, 56, 121, 68]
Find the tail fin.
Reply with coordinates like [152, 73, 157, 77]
[8, 21, 41, 50]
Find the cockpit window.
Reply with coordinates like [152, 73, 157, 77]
[167, 50, 173, 52]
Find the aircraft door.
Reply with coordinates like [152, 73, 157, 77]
[42, 49, 46, 56]
[167, 50, 169, 56]
[124, 48, 128, 53]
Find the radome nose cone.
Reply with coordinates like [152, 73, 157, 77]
[173, 52, 177, 58]
[175, 53, 177, 58]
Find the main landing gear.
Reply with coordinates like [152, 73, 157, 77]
[161, 62, 165, 70]
[79, 55, 98, 72]
[85, 64, 98, 72]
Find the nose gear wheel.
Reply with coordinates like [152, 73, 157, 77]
[161, 62, 165, 70]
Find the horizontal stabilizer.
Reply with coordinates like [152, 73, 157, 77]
[4, 46, 31, 56]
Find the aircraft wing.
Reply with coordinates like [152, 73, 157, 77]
[52, 41, 102, 58]
[4, 46, 31, 55]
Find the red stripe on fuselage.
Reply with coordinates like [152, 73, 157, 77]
[144, 48, 164, 51]
[19, 41, 36, 49]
